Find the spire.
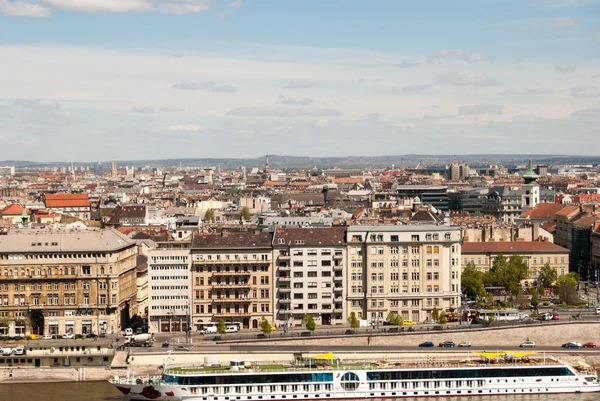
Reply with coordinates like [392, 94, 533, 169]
[265, 155, 270, 175]
[522, 158, 539, 185]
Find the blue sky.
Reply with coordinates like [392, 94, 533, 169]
[0, 0, 599, 161]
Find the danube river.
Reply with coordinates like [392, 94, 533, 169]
[2, 381, 600, 401]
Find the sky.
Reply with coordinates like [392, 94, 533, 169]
[0, 0, 599, 162]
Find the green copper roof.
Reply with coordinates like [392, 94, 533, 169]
[522, 159, 539, 184]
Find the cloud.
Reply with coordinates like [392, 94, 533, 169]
[172, 53, 184, 58]
[423, 113, 455, 120]
[571, 86, 600, 98]
[13, 98, 60, 111]
[211, 84, 237, 93]
[160, 124, 204, 132]
[172, 80, 214, 90]
[228, 0, 242, 8]
[435, 71, 502, 87]
[394, 122, 416, 130]
[20, 137, 38, 145]
[428, 49, 486, 63]
[499, 87, 555, 96]
[40, 0, 152, 13]
[396, 59, 420, 69]
[277, 95, 314, 105]
[402, 84, 432, 92]
[156, 0, 210, 15]
[458, 103, 504, 116]
[13, 99, 74, 125]
[553, 63, 577, 73]
[552, 17, 578, 27]
[227, 106, 341, 118]
[158, 105, 184, 112]
[593, 74, 600, 79]
[284, 80, 316, 89]
[0, 0, 51, 17]
[131, 107, 154, 114]
[315, 118, 328, 128]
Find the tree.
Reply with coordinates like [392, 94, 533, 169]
[386, 312, 401, 326]
[302, 314, 316, 332]
[486, 254, 529, 299]
[260, 317, 274, 335]
[530, 291, 539, 310]
[431, 307, 439, 322]
[216, 318, 227, 335]
[556, 273, 579, 305]
[239, 206, 251, 222]
[203, 208, 215, 223]
[348, 312, 360, 329]
[438, 313, 447, 325]
[461, 262, 487, 299]
[539, 263, 558, 289]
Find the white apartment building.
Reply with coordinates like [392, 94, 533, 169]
[346, 225, 462, 325]
[272, 227, 347, 328]
[147, 240, 191, 333]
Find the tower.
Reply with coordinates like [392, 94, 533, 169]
[111, 159, 117, 178]
[521, 159, 540, 213]
[265, 155, 270, 175]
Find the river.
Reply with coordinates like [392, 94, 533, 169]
[1, 382, 600, 401]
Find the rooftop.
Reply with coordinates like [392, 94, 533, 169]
[44, 193, 90, 208]
[192, 232, 272, 250]
[462, 241, 569, 254]
[273, 227, 347, 246]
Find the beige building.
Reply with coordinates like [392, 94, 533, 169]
[346, 225, 462, 325]
[0, 229, 137, 337]
[461, 241, 569, 285]
[190, 232, 273, 330]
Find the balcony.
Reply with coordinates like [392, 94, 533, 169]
[211, 297, 252, 303]
[213, 311, 252, 317]
[333, 305, 344, 312]
[333, 265, 343, 271]
[278, 254, 291, 261]
[211, 282, 252, 289]
[278, 298, 291, 304]
[197, 258, 270, 265]
[333, 275, 343, 281]
[211, 270, 252, 276]
[278, 287, 292, 292]
[277, 265, 291, 271]
[333, 254, 343, 260]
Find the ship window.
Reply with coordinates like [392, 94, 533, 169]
[340, 372, 360, 392]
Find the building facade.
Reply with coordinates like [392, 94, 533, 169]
[190, 232, 273, 330]
[44, 193, 91, 220]
[0, 229, 137, 337]
[346, 225, 462, 325]
[272, 227, 346, 328]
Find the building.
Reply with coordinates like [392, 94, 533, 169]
[461, 241, 569, 285]
[0, 229, 137, 337]
[448, 188, 488, 215]
[395, 185, 450, 211]
[190, 232, 273, 330]
[448, 162, 470, 181]
[521, 159, 540, 215]
[346, 225, 462, 325]
[147, 239, 191, 333]
[272, 227, 347, 328]
[0, 203, 26, 226]
[483, 186, 555, 225]
[44, 193, 91, 220]
[104, 204, 148, 227]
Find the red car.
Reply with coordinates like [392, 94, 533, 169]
[583, 342, 596, 348]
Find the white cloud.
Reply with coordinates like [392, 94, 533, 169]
[160, 124, 204, 132]
[435, 71, 502, 87]
[315, 118, 328, 128]
[554, 63, 577, 73]
[228, 0, 242, 8]
[571, 86, 600, 98]
[13, 98, 60, 111]
[159, 105, 184, 112]
[0, 0, 50, 17]
[402, 84, 431, 92]
[284, 80, 316, 89]
[211, 84, 238, 93]
[396, 59, 420, 69]
[132, 107, 154, 113]
[394, 122, 416, 130]
[20, 137, 38, 145]
[277, 95, 314, 105]
[552, 17, 578, 27]
[458, 103, 504, 116]
[156, 0, 210, 15]
[40, 0, 152, 13]
[227, 106, 341, 118]
[500, 87, 555, 95]
[423, 113, 455, 120]
[428, 49, 486, 63]
[172, 80, 214, 90]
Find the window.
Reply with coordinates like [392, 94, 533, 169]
[411, 235, 419, 241]
[82, 266, 91, 275]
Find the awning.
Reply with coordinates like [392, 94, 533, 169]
[82, 320, 92, 324]
[474, 351, 537, 359]
[48, 321, 58, 326]
[309, 352, 337, 360]
[65, 321, 75, 325]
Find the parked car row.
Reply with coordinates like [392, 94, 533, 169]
[562, 341, 596, 349]
[1, 346, 26, 356]
[418, 340, 596, 349]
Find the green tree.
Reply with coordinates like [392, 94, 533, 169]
[386, 312, 401, 326]
[438, 313, 447, 325]
[431, 307, 439, 322]
[556, 272, 579, 305]
[260, 317, 274, 335]
[302, 314, 316, 332]
[530, 291, 539, 310]
[203, 208, 215, 223]
[216, 318, 227, 335]
[461, 262, 487, 299]
[239, 206, 251, 222]
[539, 263, 558, 288]
[348, 312, 360, 329]
[487, 254, 529, 299]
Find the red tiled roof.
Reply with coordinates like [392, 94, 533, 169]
[45, 193, 90, 208]
[521, 203, 566, 219]
[273, 227, 347, 246]
[0, 203, 24, 215]
[462, 241, 569, 254]
[555, 205, 580, 217]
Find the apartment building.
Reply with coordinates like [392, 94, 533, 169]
[272, 227, 347, 328]
[461, 241, 569, 285]
[0, 229, 137, 336]
[346, 225, 462, 325]
[190, 232, 273, 330]
[147, 239, 191, 333]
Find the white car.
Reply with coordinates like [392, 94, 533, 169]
[12, 346, 25, 355]
[458, 341, 472, 347]
[42, 334, 53, 340]
[62, 333, 75, 339]
[520, 341, 536, 348]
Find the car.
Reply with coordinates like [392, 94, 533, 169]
[62, 333, 75, 339]
[458, 341, 472, 347]
[300, 331, 313, 337]
[402, 320, 416, 325]
[520, 341, 536, 348]
[583, 342, 597, 348]
[12, 346, 26, 356]
[344, 329, 356, 335]
[422, 319, 436, 324]
[418, 341, 434, 347]
[85, 333, 98, 339]
[42, 334, 53, 340]
[174, 345, 190, 351]
[562, 342, 582, 349]
[439, 341, 456, 347]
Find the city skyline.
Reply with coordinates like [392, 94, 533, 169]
[1, 0, 599, 161]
